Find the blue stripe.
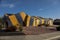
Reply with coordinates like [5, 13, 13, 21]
[4, 15, 13, 27]
[30, 17, 34, 26]
[15, 13, 23, 26]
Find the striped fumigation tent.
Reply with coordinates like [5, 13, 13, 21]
[15, 12, 31, 27]
[30, 16, 37, 27]
[44, 18, 49, 25]
[18, 12, 27, 26]
[19, 12, 27, 21]
[31, 16, 41, 27]
[36, 18, 40, 26]
[4, 12, 53, 28]
[34, 18, 40, 27]
[41, 18, 45, 25]
[35, 16, 45, 26]
[32, 17, 36, 27]
[15, 14, 24, 26]
[24, 15, 31, 27]
[4, 14, 20, 29]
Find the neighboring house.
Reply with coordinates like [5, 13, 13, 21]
[44, 18, 53, 26]
[48, 18, 53, 26]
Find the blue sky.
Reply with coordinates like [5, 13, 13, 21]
[0, 0, 60, 19]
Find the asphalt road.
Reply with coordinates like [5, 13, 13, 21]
[0, 31, 60, 40]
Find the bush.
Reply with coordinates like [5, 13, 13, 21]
[16, 24, 23, 32]
[45, 24, 49, 26]
[0, 24, 3, 30]
[0, 25, 2, 30]
[19, 26, 23, 32]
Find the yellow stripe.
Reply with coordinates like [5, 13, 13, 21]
[36, 19, 40, 26]
[19, 12, 27, 21]
[32, 17, 41, 27]
[26, 15, 31, 27]
[41, 19, 45, 25]
[9, 15, 20, 27]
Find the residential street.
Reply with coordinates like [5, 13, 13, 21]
[0, 31, 60, 40]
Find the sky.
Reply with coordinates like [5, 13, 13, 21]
[0, 0, 60, 19]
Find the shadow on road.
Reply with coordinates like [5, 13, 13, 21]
[0, 32, 26, 36]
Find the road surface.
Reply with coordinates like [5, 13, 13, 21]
[0, 31, 60, 40]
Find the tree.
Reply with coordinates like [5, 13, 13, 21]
[0, 17, 3, 30]
[0, 17, 2, 22]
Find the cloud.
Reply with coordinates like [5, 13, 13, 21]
[39, 9, 44, 11]
[0, 4, 15, 8]
[9, 4, 14, 8]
